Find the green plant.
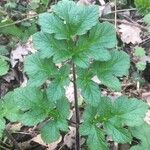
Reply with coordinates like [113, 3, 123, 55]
[0, 0, 149, 149]
[133, 47, 146, 71]
[134, 0, 150, 15]
[0, 56, 9, 76]
[130, 122, 150, 150]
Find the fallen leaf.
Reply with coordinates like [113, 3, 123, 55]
[3, 70, 16, 82]
[63, 127, 76, 148]
[142, 92, 150, 106]
[10, 38, 35, 67]
[100, 3, 112, 16]
[11, 44, 29, 67]
[141, 56, 150, 63]
[118, 21, 142, 44]
[7, 123, 22, 132]
[78, 0, 95, 5]
[32, 134, 62, 149]
[65, 82, 83, 105]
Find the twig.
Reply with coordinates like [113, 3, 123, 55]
[0, 14, 39, 29]
[100, 18, 148, 31]
[72, 62, 80, 150]
[114, 0, 118, 49]
[99, 0, 105, 5]
[111, 8, 136, 14]
[114, 0, 117, 30]
[5, 129, 21, 150]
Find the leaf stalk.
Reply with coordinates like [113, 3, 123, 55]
[72, 62, 80, 150]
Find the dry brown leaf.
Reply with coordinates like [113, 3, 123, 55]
[63, 127, 76, 148]
[99, 4, 111, 16]
[7, 123, 22, 132]
[118, 21, 142, 44]
[142, 92, 150, 106]
[10, 38, 35, 67]
[142, 92, 150, 124]
[11, 44, 29, 67]
[3, 70, 16, 82]
[65, 82, 83, 104]
[141, 56, 150, 63]
[78, 0, 95, 5]
[32, 134, 62, 149]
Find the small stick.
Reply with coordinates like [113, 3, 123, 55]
[100, 18, 148, 31]
[72, 62, 80, 150]
[5, 129, 22, 150]
[0, 14, 39, 29]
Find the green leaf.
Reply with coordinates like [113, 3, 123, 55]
[41, 0, 49, 5]
[81, 96, 148, 146]
[55, 98, 70, 131]
[86, 126, 108, 150]
[38, 13, 67, 39]
[135, 0, 150, 15]
[0, 101, 6, 137]
[0, 91, 22, 137]
[33, 31, 73, 62]
[77, 69, 101, 106]
[73, 22, 117, 68]
[93, 50, 130, 91]
[80, 106, 107, 150]
[41, 98, 69, 143]
[46, 65, 70, 102]
[13, 87, 51, 126]
[73, 51, 90, 68]
[98, 96, 148, 142]
[144, 13, 150, 24]
[113, 97, 148, 126]
[80, 124, 107, 150]
[0, 118, 5, 137]
[41, 120, 61, 143]
[24, 53, 57, 86]
[0, 57, 9, 76]
[136, 61, 146, 71]
[134, 47, 145, 57]
[104, 122, 132, 143]
[0, 19, 23, 38]
[0, 46, 9, 55]
[32, 32, 55, 58]
[98, 97, 148, 127]
[2, 91, 21, 122]
[130, 123, 150, 150]
[39, 0, 99, 39]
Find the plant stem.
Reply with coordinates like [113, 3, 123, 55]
[72, 62, 80, 150]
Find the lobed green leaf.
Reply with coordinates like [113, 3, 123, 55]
[77, 69, 101, 106]
[0, 58, 9, 76]
[92, 50, 130, 91]
[39, 0, 99, 39]
[24, 53, 57, 87]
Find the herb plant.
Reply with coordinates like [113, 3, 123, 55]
[0, 0, 149, 149]
[134, 0, 150, 15]
[0, 56, 9, 76]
